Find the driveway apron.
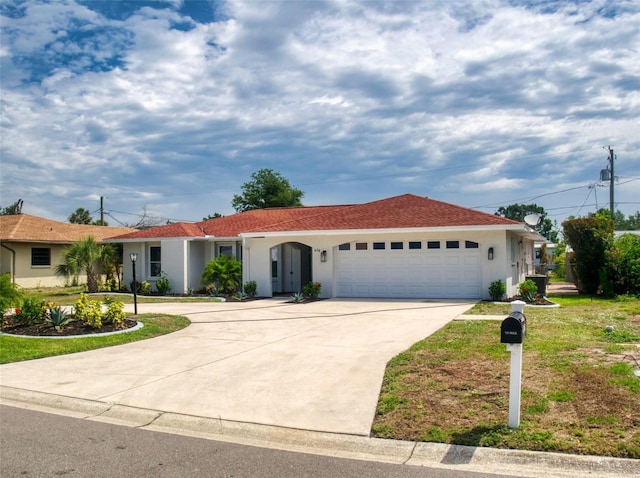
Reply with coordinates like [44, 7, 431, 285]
[0, 299, 475, 436]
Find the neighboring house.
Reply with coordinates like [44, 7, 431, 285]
[0, 214, 135, 288]
[108, 194, 543, 300]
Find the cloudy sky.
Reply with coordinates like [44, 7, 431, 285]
[1, 0, 638, 228]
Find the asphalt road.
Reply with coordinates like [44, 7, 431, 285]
[0, 405, 513, 478]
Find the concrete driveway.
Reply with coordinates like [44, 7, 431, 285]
[0, 298, 475, 436]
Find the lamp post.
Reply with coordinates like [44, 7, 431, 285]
[130, 252, 138, 315]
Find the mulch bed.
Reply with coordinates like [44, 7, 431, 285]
[1, 316, 138, 337]
[507, 295, 556, 306]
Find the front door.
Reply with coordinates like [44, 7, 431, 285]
[286, 245, 301, 292]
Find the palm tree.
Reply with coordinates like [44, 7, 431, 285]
[55, 236, 117, 293]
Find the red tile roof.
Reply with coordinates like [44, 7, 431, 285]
[109, 194, 521, 241]
[0, 214, 136, 243]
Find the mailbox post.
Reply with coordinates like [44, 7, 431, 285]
[501, 300, 526, 428]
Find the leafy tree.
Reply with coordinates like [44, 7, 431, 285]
[203, 212, 223, 220]
[1, 199, 23, 215]
[495, 203, 558, 242]
[67, 207, 109, 225]
[201, 255, 242, 295]
[68, 208, 93, 224]
[231, 169, 304, 212]
[54, 236, 117, 293]
[614, 210, 640, 230]
[608, 233, 640, 295]
[0, 273, 22, 313]
[562, 216, 613, 295]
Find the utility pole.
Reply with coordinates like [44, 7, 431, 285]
[100, 196, 104, 226]
[607, 146, 615, 219]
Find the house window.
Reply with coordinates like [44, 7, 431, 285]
[149, 246, 161, 277]
[446, 240, 460, 249]
[219, 245, 233, 258]
[390, 241, 403, 250]
[409, 241, 422, 250]
[427, 241, 440, 249]
[465, 241, 479, 249]
[339, 243, 350, 251]
[355, 242, 368, 250]
[373, 242, 385, 250]
[31, 248, 51, 266]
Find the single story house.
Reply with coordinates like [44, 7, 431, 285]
[0, 214, 135, 288]
[108, 194, 543, 300]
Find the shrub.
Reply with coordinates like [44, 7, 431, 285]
[45, 306, 73, 332]
[104, 300, 126, 327]
[609, 233, 640, 296]
[140, 281, 152, 295]
[16, 298, 46, 325]
[74, 293, 102, 328]
[201, 256, 242, 295]
[155, 273, 171, 295]
[0, 273, 22, 314]
[130, 280, 152, 295]
[303, 281, 321, 299]
[488, 280, 506, 301]
[243, 280, 257, 297]
[519, 279, 538, 303]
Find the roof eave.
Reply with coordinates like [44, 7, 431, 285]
[240, 224, 527, 238]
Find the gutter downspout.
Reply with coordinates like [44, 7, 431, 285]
[1, 243, 16, 283]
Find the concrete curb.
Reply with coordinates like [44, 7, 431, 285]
[1, 386, 637, 478]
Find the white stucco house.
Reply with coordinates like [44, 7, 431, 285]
[107, 194, 543, 300]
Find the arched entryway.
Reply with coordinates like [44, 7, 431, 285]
[270, 242, 312, 294]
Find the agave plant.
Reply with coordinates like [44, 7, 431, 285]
[45, 306, 74, 332]
[232, 291, 248, 301]
[291, 292, 305, 303]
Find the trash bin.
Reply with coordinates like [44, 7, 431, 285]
[525, 275, 547, 296]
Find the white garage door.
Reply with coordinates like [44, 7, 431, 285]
[335, 241, 482, 299]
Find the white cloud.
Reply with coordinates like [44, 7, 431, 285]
[0, 0, 638, 225]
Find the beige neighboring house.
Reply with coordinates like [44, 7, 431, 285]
[0, 213, 135, 288]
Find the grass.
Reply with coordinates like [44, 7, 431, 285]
[0, 314, 190, 364]
[372, 294, 640, 459]
[1, 287, 191, 364]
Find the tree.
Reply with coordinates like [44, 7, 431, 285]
[203, 212, 223, 220]
[54, 236, 117, 293]
[0, 273, 22, 313]
[495, 203, 558, 242]
[608, 233, 640, 295]
[68, 208, 93, 224]
[614, 210, 640, 230]
[231, 169, 304, 212]
[1, 199, 23, 215]
[562, 216, 613, 295]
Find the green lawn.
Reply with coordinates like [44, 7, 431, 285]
[1, 313, 190, 364]
[372, 294, 640, 458]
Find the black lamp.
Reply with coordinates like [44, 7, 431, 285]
[130, 252, 138, 315]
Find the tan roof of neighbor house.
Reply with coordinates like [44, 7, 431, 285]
[110, 194, 522, 241]
[0, 214, 136, 244]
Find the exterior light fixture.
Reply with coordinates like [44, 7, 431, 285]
[130, 252, 138, 315]
[320, 250, 327, 262]
[488, 247, 494, 261]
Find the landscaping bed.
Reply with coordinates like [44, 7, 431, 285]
[1, 315, 138, 337]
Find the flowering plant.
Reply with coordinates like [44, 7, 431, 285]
[303, 281, 321, 299]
